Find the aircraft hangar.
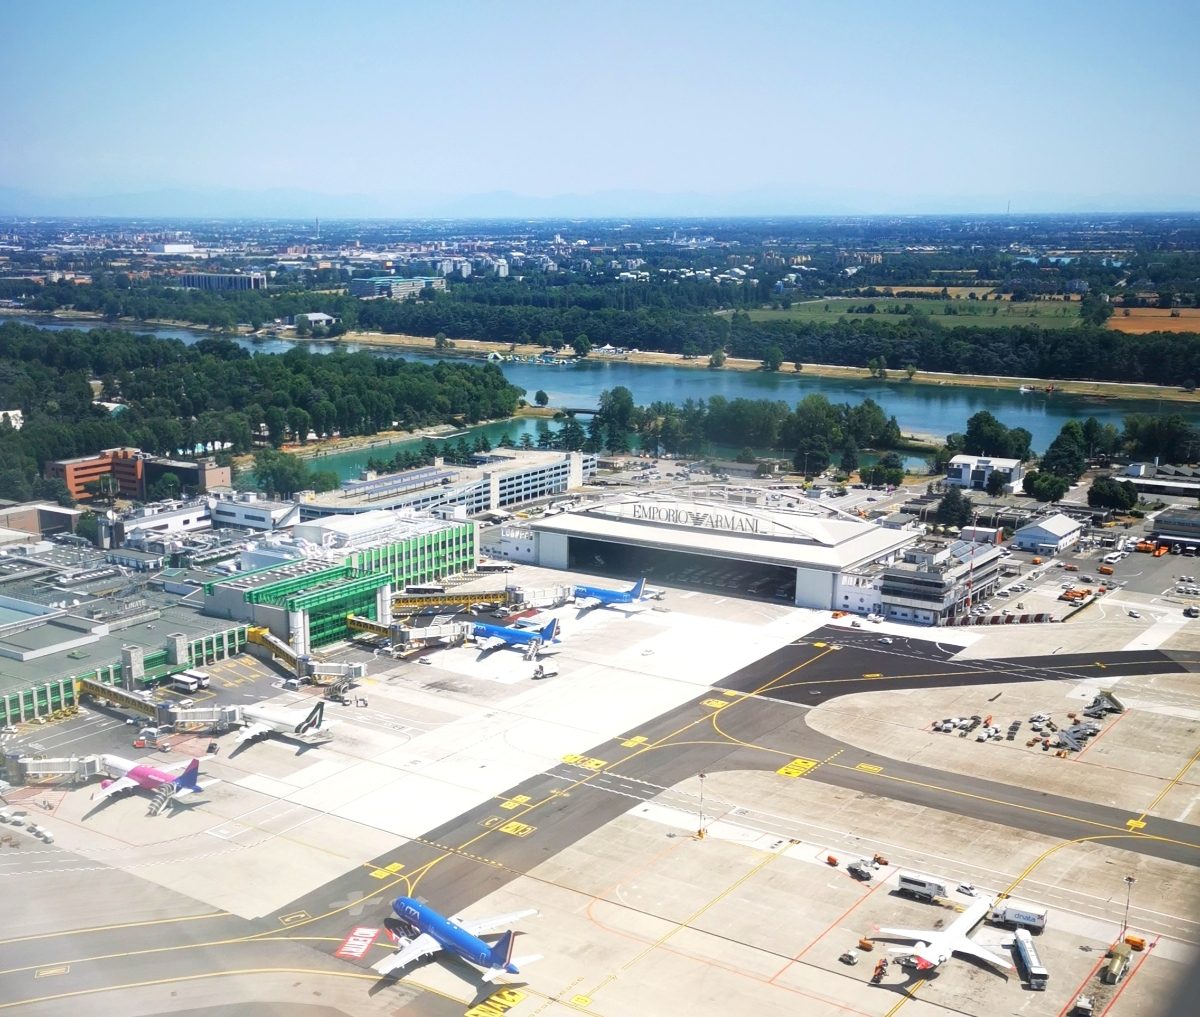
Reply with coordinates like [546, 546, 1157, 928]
[525, 494, 919, 609]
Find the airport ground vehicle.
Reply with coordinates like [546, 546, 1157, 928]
[897, 872, 948, 902]
[1014, 928, 1048, 990]
[989, 903, 1048, 931]
[170, 673, 201, 693]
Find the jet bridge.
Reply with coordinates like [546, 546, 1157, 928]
[247, 625, 301, 676]
[9, 754, 103, 784]
[163, 703, 241, 731]
[77, 677, 157, 718]
[392, 590, 510, 613]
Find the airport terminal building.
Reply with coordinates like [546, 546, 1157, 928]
[523, 495, 920, 609]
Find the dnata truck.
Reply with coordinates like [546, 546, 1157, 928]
[896, 872, 948, 902]
[1014, 928, 1048, 990]
[989, 902, 1048, 931]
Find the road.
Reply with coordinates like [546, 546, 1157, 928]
[3, 630, 1197, 1015]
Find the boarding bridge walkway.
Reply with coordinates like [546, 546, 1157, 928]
[347, 615, 473, 649]
[392, 590, 510, 613]
[10, 754, 103, 783]
[248, 625, 300, 674]
[165, 704, 242, 730]
[77, 677, 158, 718]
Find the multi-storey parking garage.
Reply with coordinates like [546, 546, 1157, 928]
[525, 494, 919, 609]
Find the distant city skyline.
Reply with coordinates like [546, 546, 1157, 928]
[2, 0, 1197, 217]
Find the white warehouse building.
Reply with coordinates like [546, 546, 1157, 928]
[1013, 513, 1083, 554]
[521, 494, 919, 609]
[945, 454, 1025, 493]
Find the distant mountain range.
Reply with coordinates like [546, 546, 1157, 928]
[0, 184, 1197, 219]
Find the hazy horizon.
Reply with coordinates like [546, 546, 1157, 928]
[2, 0, 1197, 218]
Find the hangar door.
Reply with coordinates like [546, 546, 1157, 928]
[567, 535, 796, 603]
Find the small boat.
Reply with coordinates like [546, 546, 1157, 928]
[1018, 385, 1033, 393]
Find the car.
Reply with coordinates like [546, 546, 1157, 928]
[1128, 610, 1141, 618]
[1061, 582, 1075, 589]
[0, 724, 16, 734]
[957, 883, 979, 897]
[877, 637, 894, 644]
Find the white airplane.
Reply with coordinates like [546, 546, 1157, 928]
[875, 896, 1013, 973]
[235, 700, 335, 746]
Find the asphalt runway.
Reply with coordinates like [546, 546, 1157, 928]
[5, 629, 1198, 1015]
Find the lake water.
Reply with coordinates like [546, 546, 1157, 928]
[11, 316, 1196, 480]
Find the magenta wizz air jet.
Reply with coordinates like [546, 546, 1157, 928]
[91, 754, 212, 803]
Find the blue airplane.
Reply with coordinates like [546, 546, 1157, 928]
[471, 617, 560, 654]
[371, 896, 540, 983]
[572, 577, 647, 611]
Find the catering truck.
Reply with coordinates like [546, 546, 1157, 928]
[989, 902, 1048, 931]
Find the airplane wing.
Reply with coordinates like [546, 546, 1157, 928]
[876, 927, 938, 943]
[953, 937, 1014, 971]
[158, 759, 198, 773]
[455, 908, 539, 938]
[574, 596, 600, 611]
[235, 722, 271, 745]
[476, 636, 506, 652]
[91, 777, 138, 801]
[370, 933, 441, 976]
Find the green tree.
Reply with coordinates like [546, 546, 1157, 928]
[904, 364, 917, 381]
[708, 349, 726, 369]
[534, 389, 549, 407]
[147, 472, 181, 501]
[839, 442, 860, 475]
[597, 387, 636, 431]
[1087, 475, 1139, 511]
[761, 345, 784, 372]
[75, 511, 100, 545]
[572, 333, 592, 358]
[935, 486, 974, 528]
[1022, 470, 1070, 503]
[985, 470, 1007, 498]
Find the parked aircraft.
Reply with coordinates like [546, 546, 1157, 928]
[875, 896, 1012, 972]
[235, 700, 335, 746]
[92, 754, 210, 802]
[572, 578, 647, 612]
[372, 896, 540, 983]
[472, 618, 560, 655]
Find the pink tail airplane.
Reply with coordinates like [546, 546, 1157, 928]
[91, 753, 212, 802]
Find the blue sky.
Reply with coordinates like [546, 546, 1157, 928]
[1, 0, 1197, 214]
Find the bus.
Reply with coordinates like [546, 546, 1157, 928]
[1014, 929, 1048, 990]
[404, 583, 447, 595]
[476, 561, 515, 574]
[170, 673, 201, 693]
[181, 669, 211, 688]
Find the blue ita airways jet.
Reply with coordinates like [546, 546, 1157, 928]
[471, 618, 560, 655]
[371, 897, 540, 983]
[572, 577, 647, 612]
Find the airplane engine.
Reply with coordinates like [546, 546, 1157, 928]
[99, 778, 114, 790]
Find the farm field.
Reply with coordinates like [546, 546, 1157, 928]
[743, 296, 1081, 328]
[1106, 307, 1200, 334]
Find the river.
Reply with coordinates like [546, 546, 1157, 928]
[10, 316, 1196, 481]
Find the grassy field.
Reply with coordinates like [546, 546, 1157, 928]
[744, 297, 1081, 329]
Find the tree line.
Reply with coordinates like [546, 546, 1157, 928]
[10, 276, 1200, 387]
[0, 322, 523, 502]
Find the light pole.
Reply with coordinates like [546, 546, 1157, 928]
[697, 772, 707, 839]
[1120, 875, 1135, 940]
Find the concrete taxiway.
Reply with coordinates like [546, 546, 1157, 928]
[3, 578, 1198, 1017]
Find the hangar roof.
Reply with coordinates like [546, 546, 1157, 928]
[529, 496, 917, 571]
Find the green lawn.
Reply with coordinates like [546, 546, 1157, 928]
[744, 297, 1081, 329]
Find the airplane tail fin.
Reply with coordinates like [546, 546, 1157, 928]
[173, 758, 202, 794]
[539, 619, 559, 643]
[632, 578, 646, 600]
[488, 930, 516, 970]
[296, 701, 324, 734]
